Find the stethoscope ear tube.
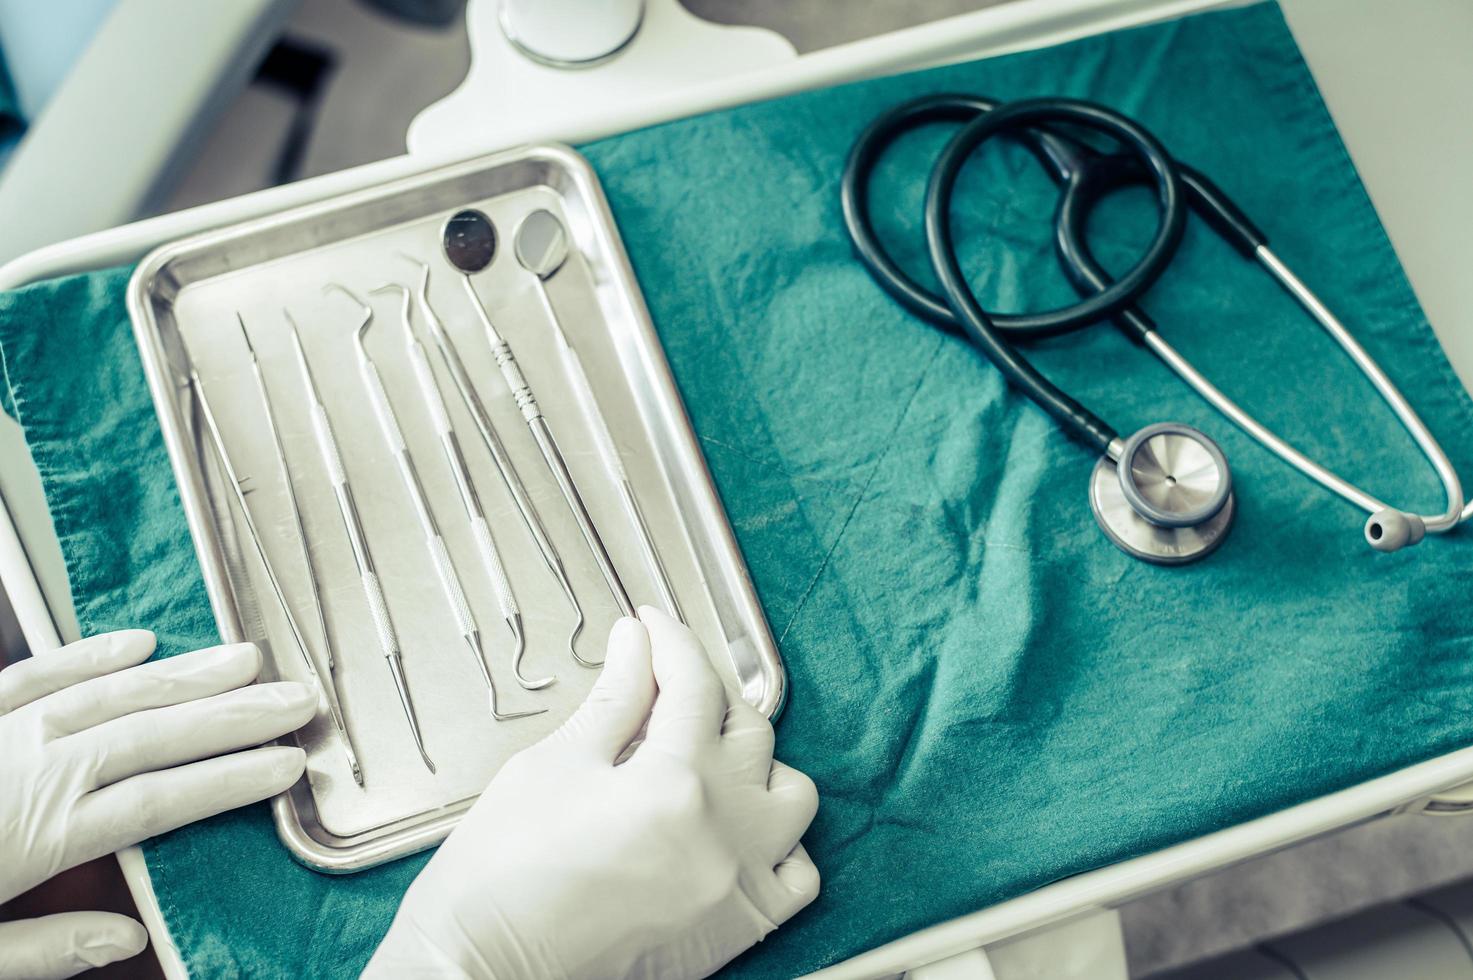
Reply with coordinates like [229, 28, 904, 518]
[841, 94, 1185, 341]
[839, 94, 1002, 331]
[922, 98, 1187, 455]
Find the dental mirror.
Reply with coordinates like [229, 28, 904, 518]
[514, 209, 570, 280]
[442, 209, 498, 274]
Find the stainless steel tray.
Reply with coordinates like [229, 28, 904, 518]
[126, 144, 783, 872]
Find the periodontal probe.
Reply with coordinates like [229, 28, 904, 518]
[372, 282, 555, 691]
[396, 253, 600, 668]
[325, 283, 546, 723]
[183, 334, 363, 786]
[236, 313, 337, 670]
[285, 310, 437, 774]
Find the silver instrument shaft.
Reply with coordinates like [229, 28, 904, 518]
[530, 280, 683, 622]
[459, 274, 636, 618]
[399, 257, 597, 666]
[375, 283, 555, 691]
[286, 314, 436, 774]
[186, 350, 362, 786]
[237, 314, 337, 669]
[334, 285, 545, 721]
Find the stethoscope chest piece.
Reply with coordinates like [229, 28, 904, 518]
[1088, 423, 1235, 564]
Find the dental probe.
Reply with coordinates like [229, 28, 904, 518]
[286, 313, 436, 774]
[442, 209, 636, 620]
[513, 209, 684, 622]
[184, 339, 363, 786]
[372, 282, 555, 691]
[236, 314, 336, 670]
[326, 284, 546, 722]
[396, 254, 600, 668]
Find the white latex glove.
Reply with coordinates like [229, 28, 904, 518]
[366, 606, 820, 980]
[0, 630, 315, 980]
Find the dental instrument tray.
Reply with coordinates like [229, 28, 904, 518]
[126, 144, 784, 873]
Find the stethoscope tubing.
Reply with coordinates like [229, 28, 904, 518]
[841, 94, 1182, 341]
[924, 98, 1186, 455]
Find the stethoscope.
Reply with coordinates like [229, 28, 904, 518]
[841, 94, 1468, 564]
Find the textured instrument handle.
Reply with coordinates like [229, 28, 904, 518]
[311, 403, 347, 488]
[428, 534, 475, 636]
[491, 341, 542, 423]
[562, 344, 630, 482]
[361, 360, 407, 452]
[471, 515, 517, 619]
[409, 342, 454, 437]
[361, 570, 400, 656]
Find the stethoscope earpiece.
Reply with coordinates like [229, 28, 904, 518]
[1365, 509, 1425, 553]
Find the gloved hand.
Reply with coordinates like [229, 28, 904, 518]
[366, 606, 820, 980]
[0, 630, 315, 980]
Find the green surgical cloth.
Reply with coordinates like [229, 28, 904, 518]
[5, 4, 1473, 977]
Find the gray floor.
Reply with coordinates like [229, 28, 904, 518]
[1126, 812, 1473, 976]
[44, 0, 1473, 975]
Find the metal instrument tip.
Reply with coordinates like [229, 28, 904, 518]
[509, 615, 555, 690]
[555, 572, 601, 668]
[490, 693, 547, 723]
[236, 312, 259, 360]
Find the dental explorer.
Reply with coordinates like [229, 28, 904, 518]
[395, 253, 600, 668]
[370, 281, 558, 692]
[237, 314, 336, 671]
[442, 208, 636, 618]
[326, 284, 547, 721]
[286, 312, 437, 774]
[513, 209, 684, 622]
[183, 337, 363, 786]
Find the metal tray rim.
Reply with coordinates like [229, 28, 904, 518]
[126, 141, 784, 872]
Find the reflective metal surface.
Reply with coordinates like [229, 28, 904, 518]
[126, 144, 783, 872]
[513, 208, 570, 279]
[1090, 456, 1235, 565]
[1117, 423, 1231, 530]
[441, 208, 498, 274]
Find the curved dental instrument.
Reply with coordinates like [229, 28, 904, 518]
[513, 209, 684, 622]
[442, 209, 636, 619]
[371, 282, 555, 691]
[237, 314, 335, 671]
[184, 337, 363, 786]
[325, 283, 547, 721]
[286, 311, 436, 774]
[395, 252, 598, 668]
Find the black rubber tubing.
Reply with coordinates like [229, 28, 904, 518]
[922, 98, 1186, 453]
[840, 94, 1187, 340]
[1054, 157, 1270, 342]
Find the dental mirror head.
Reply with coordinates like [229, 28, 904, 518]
[514, 209, 570, 280]
[442, 209, 498, 274]
[1089, 422, 1235, 564]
